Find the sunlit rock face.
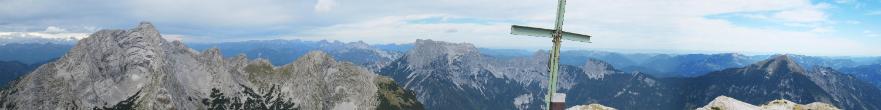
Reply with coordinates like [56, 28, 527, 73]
[0, 22, 422, 110]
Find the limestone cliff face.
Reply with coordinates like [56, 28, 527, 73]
[0, 22, 181, 109]
[242, 51, 381, 110]
[0, 22, 422, 110]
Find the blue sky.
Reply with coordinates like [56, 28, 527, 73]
[1, 0, 880, 56]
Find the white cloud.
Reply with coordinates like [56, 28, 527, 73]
[810, 27, 836, 33]
[291, 0, 879, 56]
[127, 0, 304, 28]
[0, 0, 312, 31]
[0, 31, 89, 44]
[666, 18, 867, 56]
[843, 20, 861, 24]
[295, 14, 539, 48]
[0, 26, 100, 44]
[835, 0, 855, 4]
[866, 30, 880, 37]
[771, 3, 830, 23]
[739, 13, 771, 20]
[43, 26, 68, 33]
[314, 0, 338, 13]
[868, 10, 881, 15]
[1, 0, 878, 56]
[773, 9, 827, 22]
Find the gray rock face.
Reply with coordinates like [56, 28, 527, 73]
[0, 22, 175, 109]
[379, 39, 654, 110]
[0, 22, 421, 110]
[582, 59, 619, 80]
[243, 52, 380, 110]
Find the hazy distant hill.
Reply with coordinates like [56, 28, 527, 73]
[0, 43, 71, 64]
[840, 64, 881, 89]
[0, 35, 79, 46]
[683, 55, 881, 110]
[177, 39, 881, 80]
[635, 53, 762, 77]
[0, 61, 37, 87]
[188, 40, 402, 71]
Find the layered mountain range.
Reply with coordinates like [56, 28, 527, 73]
[0, 22, 878, 110]
[377, 39, 881, 110]
[0, 22, 421, 109]
[5, 36, 880, 90]
[682, 55, 881, 109]
[188, 40, 402, 71]
[378, 39, 682, 109]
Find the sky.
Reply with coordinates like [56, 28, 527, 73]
[1, 0, 880, 56]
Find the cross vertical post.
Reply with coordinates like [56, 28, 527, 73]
[509, 0, 592, 109]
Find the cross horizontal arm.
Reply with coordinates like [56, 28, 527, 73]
[510, 25, 592, 43]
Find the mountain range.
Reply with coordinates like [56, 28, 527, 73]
[0, 22, 421, 109]
[681, 55, 881, 109]
[187, 40, 402, 71]
[840, 64, 881, 89]
[376, 39, 881, 110]
[0, 22, 879, 110]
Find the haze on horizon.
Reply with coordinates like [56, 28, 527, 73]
[1, 0, 880, 56]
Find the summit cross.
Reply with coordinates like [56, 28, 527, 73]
[509, 0, 592, 109]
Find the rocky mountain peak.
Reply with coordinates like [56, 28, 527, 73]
[715, 53, 749, 62]
[348, 40, 371, 48]
[1, 22, 424, 110]
[80, 21, 163, 43]
[200, 48, 224, 62]
[404, 39, 479, 67]
[411, 39, 478, 53]
[583, 59, 618, 79]
[749, 54, 806, 75]
[292, 51, 336, 66]
[0, 21, 175, 109]
[137, 21, 157, 31]
[129, 21, 163, 43]
[719, 53, 745, 57]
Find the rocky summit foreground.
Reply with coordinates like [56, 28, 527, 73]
[567, 96, 840, 110]
[0, 22, 422, 110]
[696, 96, 839, 110]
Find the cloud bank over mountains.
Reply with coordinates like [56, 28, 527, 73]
[1, 0, 880, 56]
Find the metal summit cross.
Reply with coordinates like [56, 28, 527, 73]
[509, 0, 591, 109]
